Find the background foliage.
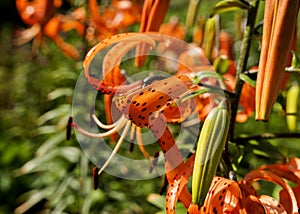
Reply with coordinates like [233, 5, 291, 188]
[0, 0, 299, 213]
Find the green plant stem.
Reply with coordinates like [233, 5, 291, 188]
[223, 0, 260, 175]
[229, 0, 260, 140]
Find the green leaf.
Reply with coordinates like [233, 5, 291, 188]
[182, 89, 209, 102]
[36, 132, 66, 156]
[14, 189, 52, 214]
[210, 0, 250, 16]
[36, 104, 71, 125]
[194, 71, 226, 82]
[240, 73, 256, 87]
[291, 51, 300, 69]
[47, 88, 73, 100]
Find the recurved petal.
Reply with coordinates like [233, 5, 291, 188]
[244, 169, 299, 213]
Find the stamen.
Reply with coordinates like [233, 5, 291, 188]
[74, 115, 128, 138]
[92, 167, 99, 190]
[98, 120, 132, 175]
[129, 124, 136, 142]
[66, 117, 73, 140]
[129, 124, 136, 152]
[136, 127, 151, 160]
[136, 127, 160, 176]
[91, 113, 123, 129]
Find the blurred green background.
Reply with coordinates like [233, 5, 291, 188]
[0, 0, 300, 213]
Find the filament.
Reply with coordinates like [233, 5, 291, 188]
[98, 120, 132, 175]
[74, 115, 127, 138]
[91, 113, 123, 129]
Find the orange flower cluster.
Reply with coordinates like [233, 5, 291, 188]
[58, 1, 300, 214]
[14, 0, 143, 59]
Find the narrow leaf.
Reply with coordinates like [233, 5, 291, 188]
[240, 73, 256, 87]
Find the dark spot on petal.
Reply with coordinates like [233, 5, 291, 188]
[142, 102, 147, 106]
[142, 108, 147, 112]
[213, 207, 217, 214]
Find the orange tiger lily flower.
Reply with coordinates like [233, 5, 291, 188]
[69, 74, 197, 208]
[71, 33, 208, 207]
[87, 0, 142, 43]
[188, 158, 300, 214]
[255, 0, 300, 121]
[43, 13, 85, 59]
[15, 0, 85, 59]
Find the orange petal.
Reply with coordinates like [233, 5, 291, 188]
[242, 195, 265, 214]
[166, 176, 189, 213]
[244, 169, 299, 213]
[191, 177, 240, 213]
[259, 195, 287, 214]
[135, 0, 170, 66]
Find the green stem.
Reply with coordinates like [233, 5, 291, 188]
[229, 0, 260, 140]
[222, 0, 260, 176]
[186, 0, 201, 27]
